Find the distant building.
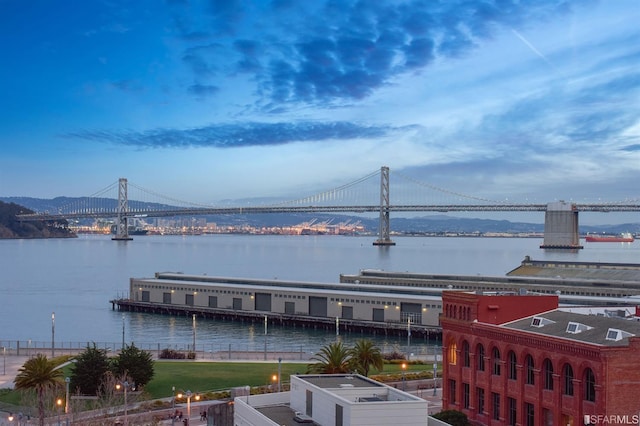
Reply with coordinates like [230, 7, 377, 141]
[234, 374, 439, 426]
[441, 290, 640, 426]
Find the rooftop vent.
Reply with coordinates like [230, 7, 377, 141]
[566, 321, 593, 334]
[531, 316, 555, 328]
[605, 328, 635, 342]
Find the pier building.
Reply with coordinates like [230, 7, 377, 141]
[112, 258, 640, 337]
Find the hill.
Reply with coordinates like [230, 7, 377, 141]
[0, 201, 76, 239]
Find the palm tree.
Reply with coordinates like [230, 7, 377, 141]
[349, 339, 384, 376]
[14, 354, 66, 426]
[307, 341, 352, 374]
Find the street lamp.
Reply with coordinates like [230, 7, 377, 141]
[433, 362, 438, 396]
[171, 386, 176, 426]
[192, 314, 196, 353]
[51, 312, 55, 357]
[401, 362, 407, 391]
[65, 377, 70, 414]
[115, 381, 131, 426]
[177, 390, 199, 425]
[56, 398, 63, 426]
[277, 357, 282, 392]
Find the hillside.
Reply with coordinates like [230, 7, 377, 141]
[0, 201, 76, 239]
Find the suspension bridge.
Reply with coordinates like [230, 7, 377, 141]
[16, 167, 640, 248]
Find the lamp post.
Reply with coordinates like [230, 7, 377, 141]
[51, 312, 55, 357]
[3, 346, 5, 375]
[433, 363, 437, 396]
[122, 314, 125, 350]
[264, 315, 268, 361]
[115, 381, 130, 426]
[192, 314, 196, 353]
[56, 398, 63, 426]
[65, 377, 70, 414]
[178, 390, 198, 425]
[171, 386, 176, 426]
[277, 357, 282, 392]
[401, 362, 407, 391]
[407, 315, 411, 361]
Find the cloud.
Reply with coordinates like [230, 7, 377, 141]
[63, 121, 416, 149]
[168, 0, 577, 105]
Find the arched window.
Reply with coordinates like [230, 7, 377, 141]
[543, 359, 554, 390]
[584, 368, 596, 402]
[448, 338, 458, 365]
[525, 355, 535, 385]
[476, 344, 485, 371]
[492, 347, 501, 376]
[507, 351, 517, 380]
[563, 364, 574, 396]
[462, 340, 470, 367]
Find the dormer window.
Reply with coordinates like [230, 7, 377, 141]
[531, 316, 555, 328]
[566, 321, 593, 334]
[606, 328, 635, 342]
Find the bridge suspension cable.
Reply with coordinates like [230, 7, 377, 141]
[390, 169, 506, 204]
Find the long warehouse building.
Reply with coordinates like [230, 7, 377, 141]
[117, 258, 640, 335]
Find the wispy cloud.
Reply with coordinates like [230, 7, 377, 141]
[63, 121, 415, 148]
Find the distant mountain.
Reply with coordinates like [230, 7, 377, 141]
[0, 200, 76, 239]
[2, 196, 639, 235]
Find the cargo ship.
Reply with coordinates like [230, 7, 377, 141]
[585, 232, 634, 243]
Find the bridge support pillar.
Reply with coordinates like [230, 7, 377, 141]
[373, 166, 395, 246]
[112, 178, 133, 241]
[540, 201, 582, 249]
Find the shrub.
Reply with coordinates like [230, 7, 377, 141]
[159, 349, 186, 359]
[433, 410, 470, 426]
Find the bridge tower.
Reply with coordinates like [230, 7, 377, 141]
[373, 166, 396, 246]
[539, 201, 582, 249]
[112, 178, 133, 241]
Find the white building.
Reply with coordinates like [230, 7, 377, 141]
[234, 374, 438, 426]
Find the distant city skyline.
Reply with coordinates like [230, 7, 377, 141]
[1, 1, 639, 226]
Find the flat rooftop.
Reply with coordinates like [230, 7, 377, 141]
[300, 374, 384, 389]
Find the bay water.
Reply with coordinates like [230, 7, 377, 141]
[1, 234, 638, 356]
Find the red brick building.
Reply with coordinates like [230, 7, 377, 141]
[441, 291, 640, 426]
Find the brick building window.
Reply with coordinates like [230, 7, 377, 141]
[477, 387, 485, 414]
[449, 379, 457, 404]
[507, 397, 517, 426]
[463, 383, 470, 409]
[491, 392, 500, 421]
[525, 402, 535, 426]
[448, 338, 458, 365]
[525, 355, 535, 385]
[543, 358, 553, 390]
[507, 351, 517, 380]
[563, 364, 574, 396]
[584, 368, 596, 402]
[476, 344, 485, 371]
[462, 340, 470, 367]
[492, 347, 501, 376]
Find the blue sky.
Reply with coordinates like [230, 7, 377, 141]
[1, 0, 639, 223]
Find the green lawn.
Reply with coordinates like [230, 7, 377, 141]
[0, 360, 432, 405]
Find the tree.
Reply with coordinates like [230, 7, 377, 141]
[69, 344, 110, 395]
[306, 341, 352, 374]
[14, 354, 66, 426]
[433, 410, 470, 426]
[349, 339, 384, 377]
[110, 343, 154, 389]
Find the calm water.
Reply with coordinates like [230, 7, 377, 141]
[1, 234, 638, 354]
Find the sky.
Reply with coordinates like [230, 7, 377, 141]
[1, 0, 639, 224]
